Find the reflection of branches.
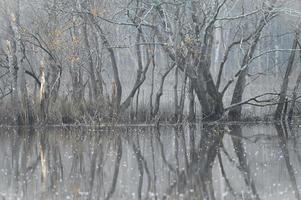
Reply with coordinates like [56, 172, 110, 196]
[0, 89, 12, 100]
[217, 151, 240, 199]
[50, 144, 63, 191]
[136, 144, 144, 200]
[229, 125, 261, 200]
[288, 123, 301, 170]
[96, 154, 105, 199]
[221, 144, 241, 171]
[275, 123, 301, 200]
[155, 128, 175, 173]
[188, 124, 197, 162]
[105, 136, 122, 200]
[153, 63, 176, 117]
[128, 134, 152, 200]
[88, 135, 102, 200]
[164, 125, 224, 199]
[178, 127, 189, 170]
[69, 146, 85, 177]
[174, 129, 180, 175]
[26, 154, 41, 174]
[39, 133, 48, 185]
[150, 133, 158, 200]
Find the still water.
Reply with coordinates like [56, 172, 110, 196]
[0, 123, 300, 200]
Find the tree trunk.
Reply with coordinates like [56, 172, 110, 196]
[91, 18, 122, 112]
[288, 48, 301, 122]
[135, 88, 140, 121]
[70, 6, 84, 104]
[275, 33, 299, 120]
[174, 67, 179, 122]
[93, 30, 104, 99]
[19, 42, 35, 124]
[82, 22, 98, 102]
[149, 52, 156, 118]
[178, 74, 187, 123]
[6, 39, 19, 123]
[188, 79, 195, 122]
[229, 17, 267, 121]
[5, 0, 35, 124]
[47, 0, 61, 107]
[47, 56, 61, 106]
[153, 64, 175, 117]
[39, 60, 47, 121]
[119, 30, 151, 112]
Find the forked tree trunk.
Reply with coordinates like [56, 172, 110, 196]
[92, 18, 122, 112]
[119, 30, 151, 113]
[153, 64, 175, 117]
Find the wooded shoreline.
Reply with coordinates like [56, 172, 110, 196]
[1, 0, 301, 125]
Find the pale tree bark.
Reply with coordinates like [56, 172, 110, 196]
[39, 60, 47, 121]
[212, 22, 223, 77]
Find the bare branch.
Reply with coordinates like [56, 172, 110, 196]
[225, 93, 280, 111]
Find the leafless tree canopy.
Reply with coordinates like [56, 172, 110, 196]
[0, 0, 301, 124]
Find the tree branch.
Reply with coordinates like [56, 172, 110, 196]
[225, 93, 280, 111]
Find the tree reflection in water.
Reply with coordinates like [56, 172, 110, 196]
[0, 123, 300, 200]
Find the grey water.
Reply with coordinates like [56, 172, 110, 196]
[0, 123, 300, 200]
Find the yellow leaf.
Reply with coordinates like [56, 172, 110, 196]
[91, 7, 98, 17]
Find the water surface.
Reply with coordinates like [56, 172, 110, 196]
[0, 123, 300, 200]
